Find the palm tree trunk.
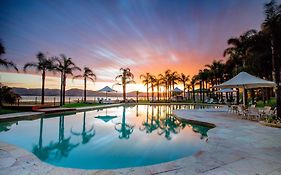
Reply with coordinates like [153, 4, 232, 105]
[183, 83, 185, 98]
[146, 84, 149, 101]
[157, 85, 160, 101]
[60, 73, 63, 106]
[151, 85, 153, 102]
[41, 70, 45, 104]
[236, 88, 239, 105]
[192, 86, 195, 102]
[271, 38, 281, 118]
[123, 83, 126, 102]
[84, 78, 87, 102]
[202, 81, 205, 103]
[63, 75, 66, 105]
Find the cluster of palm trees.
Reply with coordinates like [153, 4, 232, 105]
[140, 70, 190, 101]
[23, 53, 96, 105]
[191, 0, 281, 117]
[0, 42, 96, 106]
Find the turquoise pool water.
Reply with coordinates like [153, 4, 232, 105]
[0, 105, 213, 169]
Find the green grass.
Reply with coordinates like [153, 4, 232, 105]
[63, 102, 103, 108]
[0, 109, 22, 115]
[256, 97, 276, 108]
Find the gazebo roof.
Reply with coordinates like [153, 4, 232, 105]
[215, 72, 276, 89]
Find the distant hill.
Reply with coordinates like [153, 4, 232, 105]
[11, 87, 147, 97]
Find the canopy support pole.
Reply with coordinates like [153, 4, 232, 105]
[243, 87, 246, 106]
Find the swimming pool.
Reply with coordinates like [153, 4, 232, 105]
[0, 105, 213, 169]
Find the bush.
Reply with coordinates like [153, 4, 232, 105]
[0, 84, 21, 106]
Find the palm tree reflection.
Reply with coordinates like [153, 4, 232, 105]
[71, 112, 95, 144]
[32, 117, 50, 161]
[157, 106, 186, 140]
[48, 116, 79, 160]
[139, 105, 158, 133]
[191, 125, 210, 140]
[0, 121, 17, 132]
[114, 106, 134, 139]
[138, 105, 210, 140]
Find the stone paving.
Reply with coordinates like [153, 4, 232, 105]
[1, 108, 281, 175]
[0, 112, 43, 122]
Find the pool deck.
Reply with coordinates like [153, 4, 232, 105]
[1, 107, 281, 174]
[0, 112, 44, 122]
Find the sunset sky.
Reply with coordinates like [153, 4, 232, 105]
[0, 0, 275, 92]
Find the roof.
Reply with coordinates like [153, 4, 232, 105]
[215, 72, 276, 89]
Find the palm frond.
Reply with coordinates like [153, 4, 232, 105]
[23, 62, 38, 72]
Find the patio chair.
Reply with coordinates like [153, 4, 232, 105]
[250, 104, 256, 108]
[246, 107, 261, 121]
[237, 105, 247, 116]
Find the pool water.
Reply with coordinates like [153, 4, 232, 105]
[0, 105, 212, 169]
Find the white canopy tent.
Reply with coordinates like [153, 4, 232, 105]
[215, 72, 276, 105]
[171, 87, 183, 93]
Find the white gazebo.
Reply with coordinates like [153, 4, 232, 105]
[215, 72, 276, 105]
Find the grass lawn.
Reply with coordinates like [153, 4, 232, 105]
[63, 102, 104, 108]
[0, 109, 22, 115]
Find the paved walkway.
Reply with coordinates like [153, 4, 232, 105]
[1, 109, 281, 174]
[0, 112, 43, 122]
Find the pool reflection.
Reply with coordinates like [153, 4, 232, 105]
[0, 104, 213, 169]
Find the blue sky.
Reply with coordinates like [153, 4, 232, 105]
[0, 0, 276, 90]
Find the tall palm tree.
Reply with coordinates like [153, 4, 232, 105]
[156, 74, 164, 101]
[53, 54, 81, 105]
[262, 0, 281, 118]
[223, 30, 257, 70]
[164, 69, 171, 99]
[169, 71, 178, 97]
[73, 67, 96, 102]
[149, 75, 157, 101]
[140, 72, 150, 101]
[24, 52, 55, 104]
[0, 41, 18, 71]
[115, 68, 135, 102]
[190, 76, 197, 102]
[205, 60, 225, 85]
[178, 73, 190, 98]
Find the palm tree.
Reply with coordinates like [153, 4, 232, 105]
[73, 67, 96, 102]
[24, 52, 55, 104]
[163, 70, 171, 99]
[205, 60, 225, 86]
[149, 75, 157, 101]
[156, 74, 164, 101]
[169, 71, 178, 97]
[262, 0, 281, 118]
[140, 72, 150, 101]
[223, 30, 257, 70]
[190, 76, 197, 102]
[115, 68, 135, 102]
[53, 54, 81, 105]
[0, 41, 18, 71]
[178, 73, 190, 99]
